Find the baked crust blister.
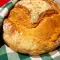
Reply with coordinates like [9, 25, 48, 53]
[3, 0, 60, 55]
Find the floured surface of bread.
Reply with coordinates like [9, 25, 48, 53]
[16, 0, 51, 23]
[3, 0, 60, 55]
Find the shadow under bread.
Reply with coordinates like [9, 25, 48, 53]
[0, 22, 4, 47]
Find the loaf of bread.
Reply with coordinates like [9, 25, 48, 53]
[3, 0, 60, 55]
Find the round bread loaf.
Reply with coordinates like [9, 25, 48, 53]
[3, 0, 60, 55]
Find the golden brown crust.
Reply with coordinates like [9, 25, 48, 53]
[36, 9, 58, 23]
[8, 5, 38, 28]
[3, 0, 60, 55]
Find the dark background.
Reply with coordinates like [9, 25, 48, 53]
[0, 23, 4, 47]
